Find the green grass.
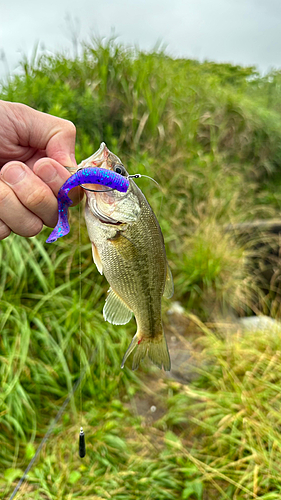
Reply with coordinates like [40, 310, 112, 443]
[2, 38, 281, 499]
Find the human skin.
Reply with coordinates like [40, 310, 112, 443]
[0, 100, 82, 240]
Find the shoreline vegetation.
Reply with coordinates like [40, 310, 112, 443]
[2, 39, 281, 499]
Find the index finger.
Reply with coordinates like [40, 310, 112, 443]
[5, 102, 77, 168]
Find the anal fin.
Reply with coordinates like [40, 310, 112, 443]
[103, 288, 132, 325]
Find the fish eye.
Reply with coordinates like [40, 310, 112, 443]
[114, 164, 126, 176]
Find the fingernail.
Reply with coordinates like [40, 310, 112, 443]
[2, 164, 26, 185]
[36, 163, 57, 182]
[61, 153, 77, 169]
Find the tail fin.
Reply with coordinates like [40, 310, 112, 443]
[121, 332, 171, 371]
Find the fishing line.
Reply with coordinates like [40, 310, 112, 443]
[78, 192, 86, 458]
[7, 349, 97, 500]
[128, 173, 161, 189]
[128, 174, 164, 218]
[80, 173, 162, 195]
[8, 199, 88, 499]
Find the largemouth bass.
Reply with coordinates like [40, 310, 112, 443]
[81, 143, 173, 370]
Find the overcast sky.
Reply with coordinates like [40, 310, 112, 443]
[1, 0, 281, 81]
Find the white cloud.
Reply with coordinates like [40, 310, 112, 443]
[1, 0, 281, 81]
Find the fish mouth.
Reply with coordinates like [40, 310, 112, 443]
[91, 199, 123, 226]
[99, 218, 123, 226]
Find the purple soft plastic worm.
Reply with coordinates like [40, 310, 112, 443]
[46, 167, 129, 243]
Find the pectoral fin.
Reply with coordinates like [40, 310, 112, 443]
[91, 242, 103, 275]
[103, 288, 133, 325]
[163, 264, 174, 298]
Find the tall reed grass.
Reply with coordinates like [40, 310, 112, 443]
[2, 39, 281, 499]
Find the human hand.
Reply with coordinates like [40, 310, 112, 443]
[0, 100, 82, 240]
